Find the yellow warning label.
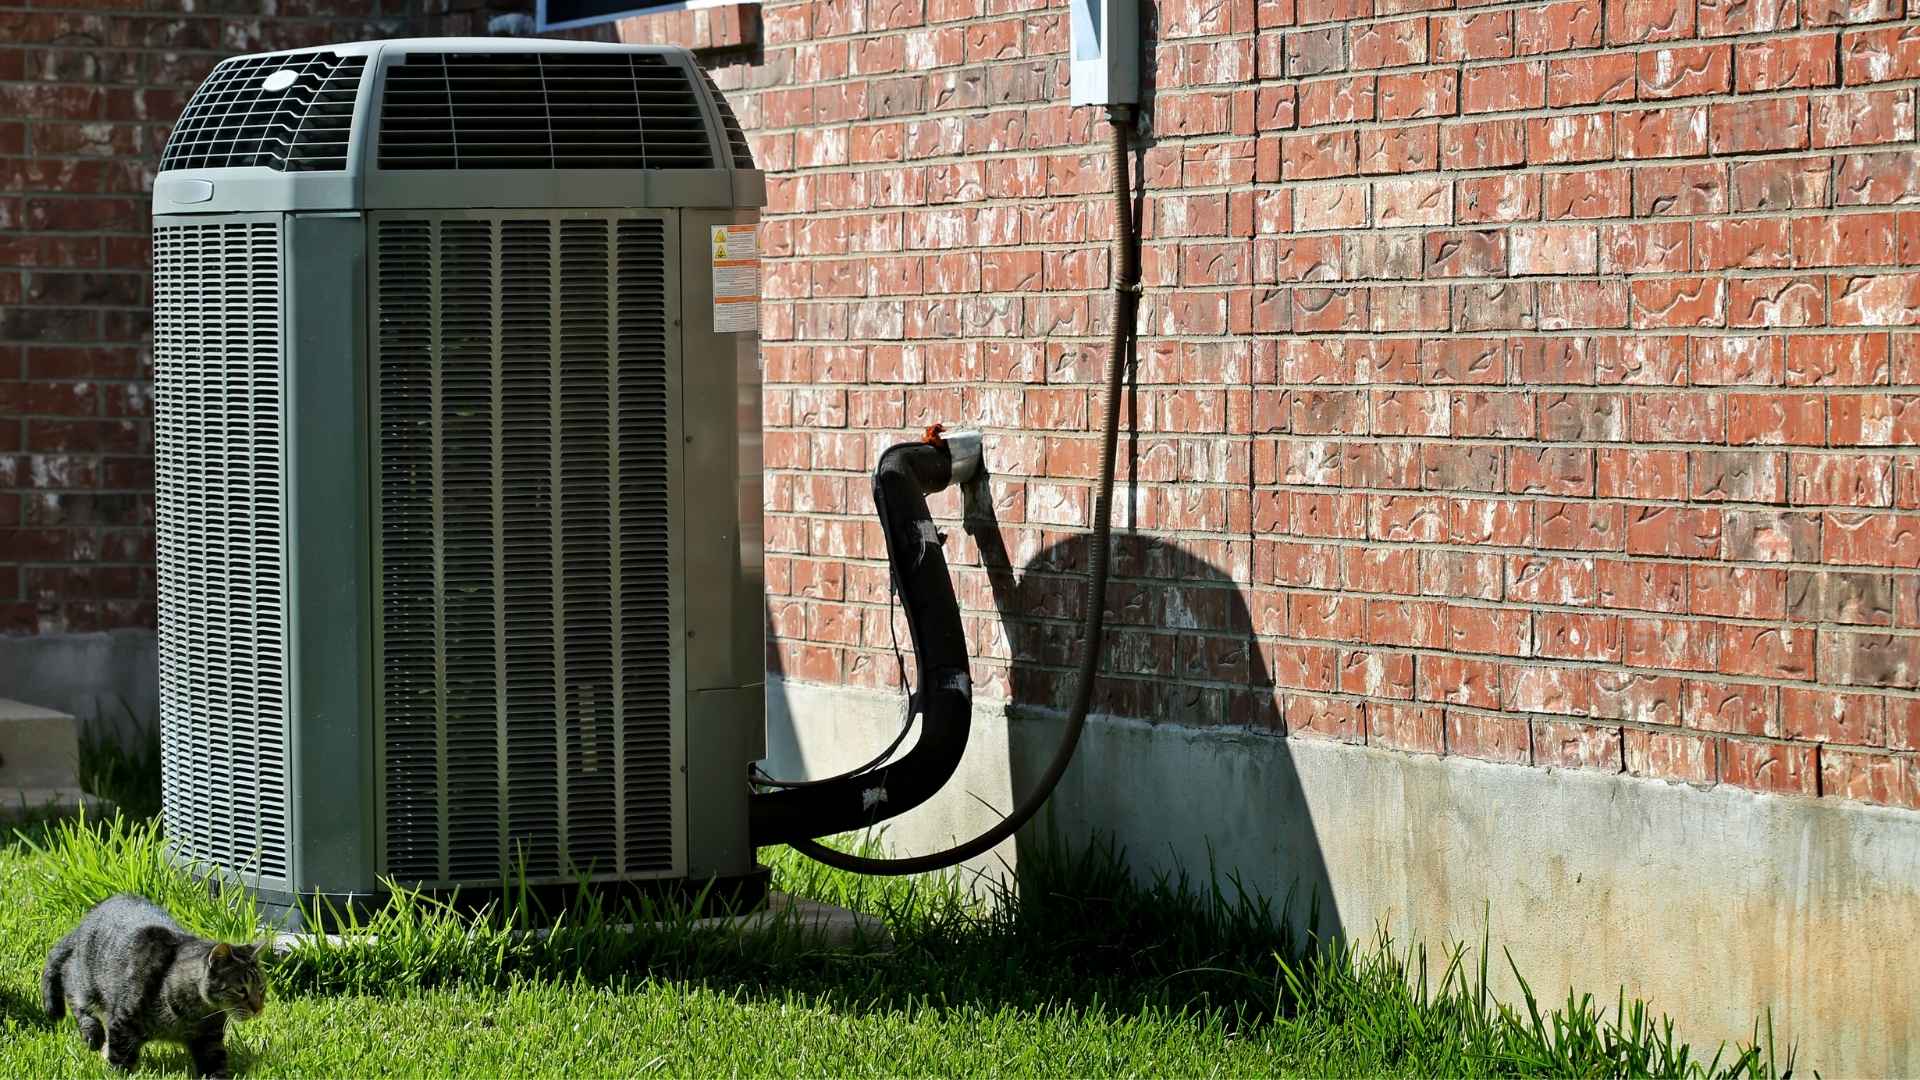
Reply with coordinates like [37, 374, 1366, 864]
[711, 224, 759, 334]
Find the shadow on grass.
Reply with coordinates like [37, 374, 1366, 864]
[16, 813, 1791, 1078]
[26, 812, 1311, 1027]
[0, 982, 50, 1029]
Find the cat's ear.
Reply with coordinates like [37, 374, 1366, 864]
[211, 942, 232, 961]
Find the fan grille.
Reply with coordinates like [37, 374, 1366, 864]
[159, 52, 366, 172]
[378, 52, 716, 170]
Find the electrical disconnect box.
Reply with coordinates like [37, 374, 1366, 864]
[1069, 0, 1139, 108]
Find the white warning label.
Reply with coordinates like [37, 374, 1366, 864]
[711, 224, 759, 334]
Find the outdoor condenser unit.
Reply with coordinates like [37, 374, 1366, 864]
[150, 40, 768, 920]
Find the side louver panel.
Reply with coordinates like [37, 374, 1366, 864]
[153, 219, 291, 883]
[159, 52, 367, 172]
[373, 212, 681, 885]
[377, 52, 715, 170]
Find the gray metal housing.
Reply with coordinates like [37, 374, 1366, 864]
[151, 39, 766, 915]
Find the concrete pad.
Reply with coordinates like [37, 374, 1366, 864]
[269, 891, 891, 954]
[0, 788, 107, 824]
[0, 629, 159, 739]
[0, 697, 81, 787]
[0, 697, 96, 822]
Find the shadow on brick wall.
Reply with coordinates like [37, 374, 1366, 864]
[763, 492, 1342, 942]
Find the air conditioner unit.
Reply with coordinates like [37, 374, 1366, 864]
[150, 40, 767, 923]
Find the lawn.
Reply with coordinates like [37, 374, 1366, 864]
[0, 810, 1792, 1078]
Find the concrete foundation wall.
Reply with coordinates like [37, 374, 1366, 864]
[0, 629, 157, 741]
[768, 675, 1920, 1076]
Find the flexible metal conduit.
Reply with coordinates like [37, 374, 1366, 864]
[750, 105, 1140, 874]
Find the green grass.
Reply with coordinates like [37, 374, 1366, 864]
[0, 813, 1794, 1077]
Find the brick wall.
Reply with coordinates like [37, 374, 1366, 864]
[0, 1, 593, 636]
[7, 0, 1919, 811]
[688, 0, 1920, 810]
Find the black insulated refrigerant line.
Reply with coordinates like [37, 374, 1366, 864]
[748, 105, 1142, 874]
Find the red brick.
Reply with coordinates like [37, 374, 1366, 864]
[1351, 17, 1429, 68]
[1548, 53, 1639, 106]
[1606, 0, 1697, 43]
[1282, 131, 1359, 179]
[1635, 163, 1729, 217]
[1821, 748, 1913, 806]
[1604, 330, 1697, 382]
[1447, 603, 1534, 656]
[1285, 695, 1366, 741]
[1889, 699, 1920, 749]
[1631, 278, 1726, 328]
[1783, 687, 1887, 744]
[1532, 719, 1622, 769]
[1793, 211, 1899, 266]
[1618, 105, 1709, 159]
[1627, 504, 1725, 558]
[1694, 218, 1792, 269]
[1441, 119, 1527, 169]
[35, 0, 1920, 801]
[1441, 499, 1527, 547]
[1545, 168, 1631, 219]
[1376, 70, 1459, 120]
[1537, 499, 1625, 551]
[1624, 616, 1721, 671]
[1691, 450, 1788, 503]
[1691, 335, 1782, 384]
[1457, 175, 1541, 224]
[1719, 738, 1819, 796]
[1800, 0, 1901, 26]
[1368, 702, 1445, 754]
[1728, 275, 1826, 328]
[1639, 45, 1733, 98]
[1373, 178, 1450, 227]
[1710, 97, 1811, 153]
[1516, 0, 1604, 54]
[1597, 558, 1689, 612]
[1462, 61, 1545, 114]
[1835, 150, 1920, 205]
[1342, 649, 1416, 698]
[1298, 76, 1378, 127]
[1685, 680, 1780, 736]
[1626, 729, 1718, 784]
[1739, 32, 1841, 91]
[1842, 25, 1920, 84]
[1596, 673, 1683, 726]
[1536, 611, 1622, 662]
[1813, 89, 1917, 148]
[1727, 393, 1828, 444]
[1831, 272, 1920, 325]
[1733, 156, 1834, 211]
[1528, 112, 1616, 163]
[1359, 123, 1439, 174]
[1433, 10, 1514, 61]
[1698, 0, 1796, 34]
[1730, 623, 1821, 679]
[1445, 710, 1531, 762]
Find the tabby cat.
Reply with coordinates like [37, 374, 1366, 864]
[42, 893, 266, 1077]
